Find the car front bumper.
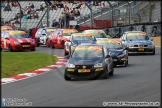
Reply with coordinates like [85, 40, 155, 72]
[65, 67, 106, 79]
[13, 44, 35, 51]
[112, 57, 127, 66]
[128, 47, 154, 54]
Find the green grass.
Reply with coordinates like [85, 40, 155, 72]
[1, 52, 58, 78]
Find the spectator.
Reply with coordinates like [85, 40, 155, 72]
[75, 9, 80, 16]
[43, 22, 47, 27]
[50, 3, 57, 10]
[23, 14, 28, 20]
[1, 1, 5, 7]
[27, 3, 31, 7]
[36, 5, 44, 11]
[141, 24, 145, 32]
[34, 13, 38, 19]
[69, 15, 75, 20]
[26, 6, 31, 14]
[3, 3, 11, 11]
[1, 18, 5, 26]
[30, 3, 34, 9]
[11, 1, 19, 7]
[15, 19, 20, 24]
[101, 3, 105, 8]
[27, 14, 31, 19]
[52, 19, 58, 27]
[60, 12, 65, 19]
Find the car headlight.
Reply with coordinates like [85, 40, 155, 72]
[128, 44, 133, 47]
[117, 52, 125, 58]
[14, 41, 20, 45]
[148, 44, 154, 47]
[94, 63, 103, 68]
[109, 52, 115, 55]
[67, 63, 75, 68]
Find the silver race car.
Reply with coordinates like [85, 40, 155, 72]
[120, 31, 155, 55]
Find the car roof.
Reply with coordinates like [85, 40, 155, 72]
[72, 33, 93, 36]
[76, 44, 104, 47]
[124, 31, 146, 34]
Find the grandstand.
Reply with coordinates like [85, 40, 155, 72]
[1, 0, 161, 31]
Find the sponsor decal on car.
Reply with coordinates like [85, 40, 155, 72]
[127, 32, 147, 36]
[75, 46, 102, 52]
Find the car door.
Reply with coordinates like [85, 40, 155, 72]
[103, 47, 111, 71]
[121, 33, 127, 45]
[3, 32, 10, 49]
[1, 32, 5, 49]
[52, 29, 59, 47]
[56, 30, 63, 48]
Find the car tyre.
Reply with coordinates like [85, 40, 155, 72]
[62, 41, 64, 49]
[31, 49, 35, 51]
[8, 44, 13, 52]
[150, 48, 155, 55]
[103, 66, 109, 79]
[64, 73, 71, 81]
[109, 65, 114, 75]
[50, 40, 54, 49]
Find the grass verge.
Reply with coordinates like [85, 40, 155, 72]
[1, 52, 58, 78]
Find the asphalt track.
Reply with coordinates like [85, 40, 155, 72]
[2, 46, 161, 107]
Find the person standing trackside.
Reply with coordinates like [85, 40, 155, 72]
[141, 24, 146, 32]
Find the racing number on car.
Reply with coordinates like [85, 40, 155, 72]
[4, 39, 7, 48]
[57, 36, 61, 44]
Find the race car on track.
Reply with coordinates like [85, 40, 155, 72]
[96, 39, 129, 67]
[1, 30, 36, 51]
[82, 29, 110, 40]
[120, 31, 155, 55]
[1, 26, 14, 32]
[64, 33, 97, 56]
[35, 27, 56, 47]
[64, 44, 114, 80]
[46, 28, 78, 49]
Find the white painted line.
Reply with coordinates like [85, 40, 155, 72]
[35, 68, 53, 71]
[57, 62, 67, 64]
[17, 73, 37, 77]
[48, 65, 63, 68]
[1, 78, 17, 83]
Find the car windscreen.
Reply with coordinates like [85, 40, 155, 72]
[91, 32, 107, 38]
[72, 36, 96, 41]
[72, 46, 103, 58]
[126, 33, 149, 40]
[63, 30, 78, 36]
[9, 31, 29, 38]
[97, 42, 122, 49]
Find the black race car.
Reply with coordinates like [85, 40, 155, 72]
[64, 44, 114, 80]
[96, 39, 129, 67]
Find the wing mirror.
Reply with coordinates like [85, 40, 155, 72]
[5, 37, 9, 40]
[65, 55, 70, 59]
[105, 55, 110, 58]
[122, 39, 125, 41]
[151, 39, 153, 41]
[125, 47, 129, 50]
[106, 35, 110, 38]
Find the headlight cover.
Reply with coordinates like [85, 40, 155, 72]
[117, 52, 125, 58]
[148, 44, 154, 47]
[67, 63, 75, 68]
[94, 63, 103, 68]
[14, 41, 20, 45]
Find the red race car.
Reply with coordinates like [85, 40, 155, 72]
[1, 30, 36, 52]
[1, 26, 14, 32]
[46, 28, 78, 49]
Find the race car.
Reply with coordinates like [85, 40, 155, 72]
[35, 27, 56, 47]
[64, 44, 114, 80]
[64, 33, 97, 56]
[1, 30, 36, 51]
[96, 39, 129, 67]
[82, 29, 110, 40]
[1, 26, 14, 32]
[46, 28, 78, 49]
[120, 31, 155, 55]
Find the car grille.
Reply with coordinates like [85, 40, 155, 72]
[134, 45, 138, 47]
[144, 45, 148, 47]
[75, 65, 93, 69]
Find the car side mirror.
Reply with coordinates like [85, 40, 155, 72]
[42, 33, 46, 35]
[5, 37, 9, 40]
[125, 47, 129, 50]
[151, 39, 153, 41]
[122, 39, 125, 41]
[105, 55, 110, 58]
[65, 55, 70, 59]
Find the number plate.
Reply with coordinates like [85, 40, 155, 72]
[113, 59, 117, 61]
[22, 45, 30, 47]
[78, 69, 91, 73]
[138, 48, 144, 51]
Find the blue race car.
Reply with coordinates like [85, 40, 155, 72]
[64, 33, 97, 56]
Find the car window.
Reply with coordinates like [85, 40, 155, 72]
[9, 31, 28, 38]
[72, 35, 96, 41]
[41, 29, 46, 35]
[37, 29, 42, 35]
[72, 46, 103, 58]
[4, 32, 9, 38]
